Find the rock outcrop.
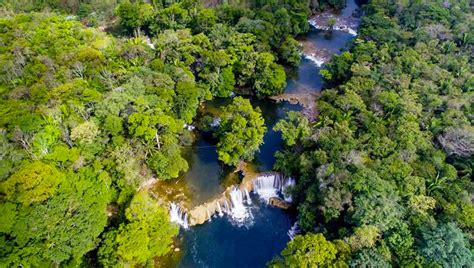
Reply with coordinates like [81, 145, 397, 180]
[269, 197, 291, 209]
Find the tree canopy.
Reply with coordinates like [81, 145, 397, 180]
[1, 0, 472, 266]
[274, 0, 473, 266]
[98, 191, 178, 266]
[270, 233, 350, 268]
[0, 0, 314, 265]
[216, 97, 267, 166]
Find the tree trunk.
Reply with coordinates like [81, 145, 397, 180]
[155, 133, 161, 150]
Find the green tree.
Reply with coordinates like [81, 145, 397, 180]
[346, 225, 381, 251]
[418, 222, 473, 267]
[320, 52, 353, 84]
[193, 8, 217, 33]
[254, 52, 287, 96]
[279, 36, 302, 67]
[274, 111, 310, 146]
[115, 1, 154, 37]
[174, 81, 200, 123]
[70, 121, 100, 144]
[151, 3, 191, 33]
[128, 109, 183, 146]
[198, 50, 236, 97]
[147, 138, 188, 180]
[387, 223, 420, 265]
[98, 192, 178, 266]
[277, 233, 339, 267]
[0, 162, 65, 206]
[349, 248, 391, 268]
[216, 97, 266, 165]
[0, 168, 111, 266]
[103, 115, 123, 136]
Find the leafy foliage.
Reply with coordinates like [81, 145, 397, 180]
[271, 233, 350, 267]
[418, 222, 473, 267]
[98, 192, 178, 266]
[115, 1, 154, 36]
[0, 0, 317, 265]
[273, 111, 310, 146]
[216, 97, 266, 165]
[1, 162, 65, 206]
[274, 0, 473, 266]
[0, 167, 111, 266]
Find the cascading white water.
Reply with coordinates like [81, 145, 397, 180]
[229, 187, 251, 223]
[207, 208, 212, 222]
[244, 189, 252, 205]
[253, 174, 282, 202]
[287, 222, 300, 240]
[169, 203, 189, 229]
[223, 200, 230, 214]
[216, 201, 224, 217]
[308, 17, 357, 36]
[253, 174, 295, 203]
[169, 174, 295, 228]
[304, 54, 326, 67]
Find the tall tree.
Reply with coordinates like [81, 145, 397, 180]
[98, 191, 178, 266]
[418, 223, 473, 267]
[216, 97, 266, 165]
[1, 162, 65, 206]
[115, 1, 154, 36]
[271, 233, 349, 267]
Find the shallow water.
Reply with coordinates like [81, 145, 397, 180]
[290, 27, 357, 95]
[167, 1, 360, 266]
[181, 135, 225, 206]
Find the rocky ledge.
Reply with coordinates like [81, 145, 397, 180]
[269, 197, 291, 209]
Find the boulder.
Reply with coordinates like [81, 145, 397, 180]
[269, 197, 291, 209]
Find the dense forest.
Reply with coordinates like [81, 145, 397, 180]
[272, 0, 473, 267]
[0, 0, 331, 266]
[0, 0, 472, 267]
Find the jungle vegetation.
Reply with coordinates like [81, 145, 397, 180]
[0, 0, 472, 267]
[0, 0, 321, 266]
[272, 0, 473, 267]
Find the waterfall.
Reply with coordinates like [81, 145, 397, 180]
[216, 201, 224, 217]
[207, 208, 212, 222]
[287, 222, 300, 240]
[252, 174, 281, 202]
[228, 187, 251, 223]
[170, 173, 296, 228]
[244, 189, 252, 205]
[304, 54, 326, 67]
[223, 200, 230, 214]
[253, 174, 295, 203]
[169, 203, 189, 229]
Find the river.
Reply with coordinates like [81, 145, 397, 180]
[155, 1, 361, 266]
